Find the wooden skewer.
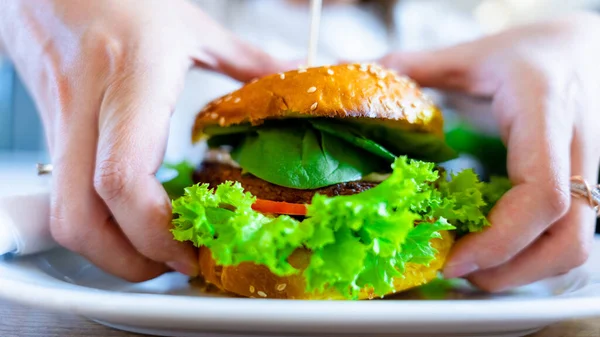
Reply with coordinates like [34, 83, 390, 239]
[306, 0, 323, 67]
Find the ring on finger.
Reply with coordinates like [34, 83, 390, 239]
[570, 175, 600, 217]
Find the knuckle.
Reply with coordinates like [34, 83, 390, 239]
[481, 245, 510, 268]
[544, 183, 571, 221]
[81, 24, 126, 74]
[468, 274, 508, 293]
[49, 208, 82, 253]
[568, 246, 591, 270]
[132, 199, 174, 260]
[94, 159, 132, 203]
[563, 235, 592, 271]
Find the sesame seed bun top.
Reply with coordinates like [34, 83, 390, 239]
[192, 63, 444, 143]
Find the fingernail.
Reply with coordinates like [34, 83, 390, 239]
[167, 261, 199, 277]
[443, 262, 478, 278]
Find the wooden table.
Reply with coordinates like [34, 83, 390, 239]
[1, 300, 599, 337]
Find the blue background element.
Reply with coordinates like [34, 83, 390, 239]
[0, 59, 45, 153]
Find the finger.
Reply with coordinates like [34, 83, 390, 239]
[184, 5, 293, 82]
[94, 56, 198, 277]
[467, 203, 595, 292]
[378, 44, 498, 96]
[443, 75, 573, 278]
[467, 137, 598, 292]
[49, 87, 168, 282]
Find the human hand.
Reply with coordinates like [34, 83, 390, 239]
[379, 13, 600, 291]
[0, 0, 288, 281]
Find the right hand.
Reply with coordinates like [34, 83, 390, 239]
[0, 0, 289, 281]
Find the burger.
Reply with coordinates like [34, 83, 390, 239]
[168, 63, 510, 300]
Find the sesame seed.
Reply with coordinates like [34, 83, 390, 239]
[410, 103, 417, 108]
[279, 73, 285, 79]
[307, 86, 317, 93]
[215, 98, 223, 104]
[350, 92, 355, 98]
[276, 283, 287, 291]
[250, 78, 258, 84]
[249, 286, 255, 293]
[298, 69, 307, 73]
[234, 97, 241, 104]
[347, 64, 356, 71]
[257, 291, 268, 298]
[377, 80, 385, 88]
[310, 102, 318, 111]
[210, 112, 218, 119]
[327, 69, 334, 75]
[219, 117, 225, 125]
[224, 96, 232, 102]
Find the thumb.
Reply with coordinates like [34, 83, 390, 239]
[187, 7, 293, 82]
[378, 44, 490, 95]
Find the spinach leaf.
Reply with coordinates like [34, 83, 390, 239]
[445, 125, 507, 178]
[309, 119, 397, 162]
[206, 134, 245, 148]
[342, 120, 458, 163]
[204, 124, 254, 136]
[230, 125, 387, 189]
[203, 118, 457, 164]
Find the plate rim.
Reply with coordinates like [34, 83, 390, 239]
[1, 260, 600, 325]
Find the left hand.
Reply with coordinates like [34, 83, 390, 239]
[379, 12, 600, 292]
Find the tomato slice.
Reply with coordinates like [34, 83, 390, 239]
[252, 199, 307, 216]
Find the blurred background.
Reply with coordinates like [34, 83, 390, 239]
[1, 0, 599, 156]
[2, 0, 600, 156]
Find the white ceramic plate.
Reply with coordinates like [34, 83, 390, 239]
[1, 240, 600, 337]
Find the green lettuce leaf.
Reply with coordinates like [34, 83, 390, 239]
[481, 176, 512, 215]
[172, 182, 311, 275]
[398, 218, 455, 266]
[171, 157, 509, 299]
[231, 125, 387, 189]
[430, 170, 512, 235]
[299, 157, 441, 296]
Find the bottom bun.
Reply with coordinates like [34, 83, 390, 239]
[198, 231, 454, 300]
